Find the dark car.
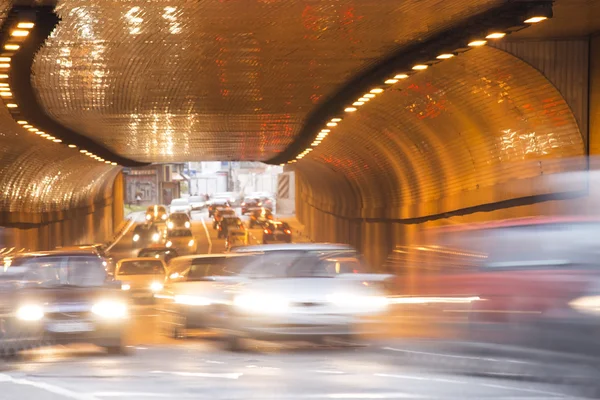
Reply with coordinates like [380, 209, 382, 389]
[212, 208, 237, 229]
[138, 247, 180, 264]
[207, 199, 230, 218]
[166, 212, 192, 231]
[59, 243, 115, 276]
[145, 205, 168, 223]
[132, 223, 162, 247]
[248, 207, 273, 228]
[216, 216, 245, 239]
[262, 221, 292, 244]
[242, 196, 274, 214]
[0, 250, 128, 356]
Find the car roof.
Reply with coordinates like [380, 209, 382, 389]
[118, 257, 165, 264]
[139, 247, 173, 252]
[231, 243, 354, 253]
[20, 249, 103, 257]
[170, 253, 255, 262]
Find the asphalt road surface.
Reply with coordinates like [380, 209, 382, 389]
[1, 210, 593, 399]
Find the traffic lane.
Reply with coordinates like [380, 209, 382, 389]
[3, 343, 579, 399]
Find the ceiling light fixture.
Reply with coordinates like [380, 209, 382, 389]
[6, 103, 17, 108]
[436, 54, 454, 59]
[10, 30, 29, 37]
[486, 32, 506, 39]
[394, 74, 409, 79]
[68, 144, 77, 148]
[370, 88, 384, 94]
[384, 79, 398, 84]
[17, 120, 27, 125]
[331, 118, 342, 122]
[364, 94, 376, 98]
[468, 40, 487, 47]
[0, 57, 10, 62]
[524, 16, 547, 23]
[412, 64, 428, 70]
[53, 139, 62, 143]
[28, 128, 38, 132]
[344, 107, 357, 112]
[16, 22, 34, 29]
[4, 44, 19, 51]
[326, 122, 337, 127]
[111, 162, 117, 166]
[0, 63, 11, 68]
[353, 101, 364, 106]
[23, 125, 32, 128]
[0, 74, 8, 79]
[0, 92, 12, 97]
[358, 97, 369, 102]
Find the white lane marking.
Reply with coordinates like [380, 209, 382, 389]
[92, 393, 197, 398]
[151, 370, 241, 379]
[307, 394, 427, 399]
[374, 373, 463, 384]
[382, 346, 518, 363]
[314, 370, 345, 374]
[481, 383, 567, 397]
[0, 373, 100, 400]
[200, 216, 212, 254]
[105, 213, 139, 252]
[204, 360, 225, 364]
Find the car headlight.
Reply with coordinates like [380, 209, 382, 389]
[167, 222, 174, 229]
[150, 282, 164, 292]
[169, 272, 180, 280]
[175, 295, 211, 306]
[188, 239, 195, 247]
[133, 234, 140, 242]
[16, 305, 44, 321]
[184, 221, 191, 229]
[146, 214, 151, 220]
[162, 214, 168, 220]
[152, 233, 160, 242]
[165, 240, 172, 248]
[122, 283, 131, 291]
[327, 292, 388, 312]
[570, 296, 600, 316]
[233, 294, 289, 314]
[91, 300, 128, 319]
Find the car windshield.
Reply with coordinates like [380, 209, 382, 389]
[171, 199, 188, 205]
[168, 229, 193, 238]
[169, 213, 189, 222]
[134, 225, 157, 234]
[8, 255, 107, 287]
[118, 260, 165, 275]
[188, 256, 248, 281]
[240, 251, 354, 278]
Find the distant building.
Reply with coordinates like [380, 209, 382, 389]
[123, 163, 188, 206]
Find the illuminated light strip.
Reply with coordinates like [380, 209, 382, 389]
[287, 7, 551, 163]
[0, 15, 120, 167]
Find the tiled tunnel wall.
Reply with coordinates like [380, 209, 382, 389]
[295, 44, 595, 268]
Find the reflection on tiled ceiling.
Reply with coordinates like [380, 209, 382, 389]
[33, 0, 502, 163]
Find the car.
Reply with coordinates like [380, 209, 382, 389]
[167, 212, 192, 230]
[211, 247, 390, 351]
[248, 207, 273, 228]
[214, 192, 238, 206]
[216, 216, 245, 239]
[138, 247, 180, 264]
[231, 242, 356, 254]
[165, 228, 197, 255]
[132, 223, 162, 247]
[213, 208, 237, 229]
[158, 253, 258, 338]
[169, 198, 191, 214]
[225, 228, 249, 252]
[241, 196, 260, 214]
[262, 221, 292, 244]
[188, 195, 205, 211]
[0, 249, 129, 355]
[207, 198, 230, 218]
[116, 258, 167, 302]
[58, 243, 115, 276]
[145, 205, 168, 222]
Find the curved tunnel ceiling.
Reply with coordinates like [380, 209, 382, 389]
[31, 0, 504, 163]
[296, 46, 585, 220]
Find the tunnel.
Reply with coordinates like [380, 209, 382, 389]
[0, 0, 599, 269]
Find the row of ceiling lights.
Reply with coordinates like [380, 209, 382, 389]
[0, 18, 118, 166]
[289, 13, 550, 164]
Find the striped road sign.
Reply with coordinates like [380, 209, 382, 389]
[278, 174, 290, 199]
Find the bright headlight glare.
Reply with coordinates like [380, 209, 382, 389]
[327, 292, 388, 311]
[133, 234, 140, 242]
[16, 305, 44, 321]
[569, 296, 600, 315]
[167, 222, 174, 229]
[91, 300, 128, 319]
[169, 272, 180, 279]
[166, 241, 172, 248]
[233, 294, 289, 314]
[188, 239, 195, 247]
[122, 284, 131, 291]
[146, 214, 151, 220]
[175, 294, 211, 306]
[150, 282, 163, 292]
[184, 221, 191, 228]
[152, 233, 160, 242]
[162, 214, 167, 220]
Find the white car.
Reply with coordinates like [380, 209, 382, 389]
[169, 198, 191, 214]
[216, 245, 390, 350]
[188, 196, 205, 211]
[164, 228, 197, 255]
[116, 258, 167, 301]
[158, 253, 256, 338]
